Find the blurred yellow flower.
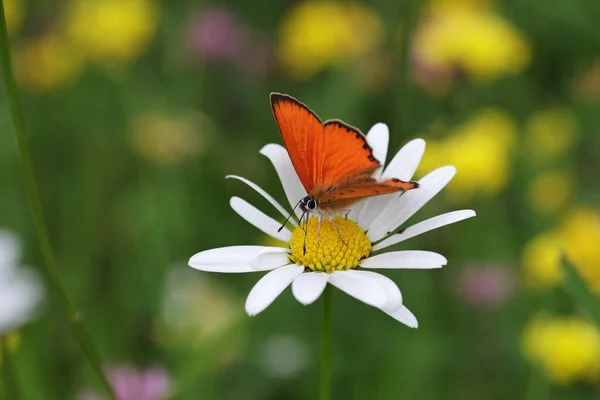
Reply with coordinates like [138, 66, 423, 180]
[4, 0, 22, 33]
[525, 108, 578, 164]
[64, 0, 160, 64]
[419, 109, 516, 202]
[522, 231, 563, 290]
[560, 207, 600, 293]
[528, 170, 573, 215]
[412, 0, 530, 83]
[157, 268, 243, 348]
[522, 206, 600, 293]
[0, 332, 20, 365]
[129, 110, 212, 164]
[523, 315, 600, 384]
[13, 34, 84, 93]
[277, 1, 383, 80]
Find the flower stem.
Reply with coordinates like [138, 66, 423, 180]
[1, 337, 20, 400]
[0, 3, 115, 399]
[320, 285, 333, 400]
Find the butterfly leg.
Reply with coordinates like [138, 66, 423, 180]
[327, 214, 347, 246]
[299, 212, 308, 255]
[316, 213, 323, 249]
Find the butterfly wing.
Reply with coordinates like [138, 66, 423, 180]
[319, 179, 420, 209]
[270, 93, 324, 192]
[270, 93, 380, 193]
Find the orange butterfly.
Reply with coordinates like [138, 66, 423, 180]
[270, 93, 419, 227]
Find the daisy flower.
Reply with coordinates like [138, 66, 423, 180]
[0, 229, 44, 334]
[189, 123, 475, 328]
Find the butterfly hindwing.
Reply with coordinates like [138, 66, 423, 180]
[318, 178, 420, 209]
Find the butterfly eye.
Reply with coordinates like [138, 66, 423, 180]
[307, 199, 317, 210]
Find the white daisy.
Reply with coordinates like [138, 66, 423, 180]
[0, 229, 44, 334]
[189, 123, 475, 328]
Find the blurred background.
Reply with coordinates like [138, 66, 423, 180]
[1, 0, 600, 399]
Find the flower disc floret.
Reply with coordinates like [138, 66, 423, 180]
[289, 216, 371, 272]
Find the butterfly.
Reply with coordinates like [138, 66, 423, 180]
[270, 93, 420, 235]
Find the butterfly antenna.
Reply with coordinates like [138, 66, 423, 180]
[278, 199, 302, 232]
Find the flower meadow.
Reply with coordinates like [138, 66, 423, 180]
[1, 0, 600, 399]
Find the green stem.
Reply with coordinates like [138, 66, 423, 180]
[1, 337, 20, 399]
[320, 286, 333, 400]
[0, 3, 115, 399]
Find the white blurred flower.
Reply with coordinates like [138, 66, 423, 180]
[259, 335, 309, 378]
[0, 229, 44, 333]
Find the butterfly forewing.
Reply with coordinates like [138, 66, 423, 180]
[319, 120, 380, 187]
[270, 93, 380, 193]
[270, 93, 323, 192]
[270, 93, 419, 212]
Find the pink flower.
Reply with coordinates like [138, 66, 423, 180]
[186, 6, 246, 62]
[457, 264, 515, 308]
[78, 365, 170, 400]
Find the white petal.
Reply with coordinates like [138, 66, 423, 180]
[381, 138, 426, 181]
[189, 246, 287, 273]
[361, 251, 447, 269]
[245, 265, 305, 316]
[260, 144, 307, 217]
[366, 123, 389, 176]
[291, 272, 329, 305]
[230, 197, 292, 242]
[329, 270, 402, 312]
[226, 175, 297, 227]
[367, 166, 457, 242]
[354, 193, 398, 231]
[385, 305, 418, 328]
[349, 124, 390, 222]
[355, 139, 426, 229]
[0, 269, 43, 333]
[252, 247, 293, 271]
[373, 210, 477, 251]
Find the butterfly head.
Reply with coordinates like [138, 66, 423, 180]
[299, 196, 318, 214]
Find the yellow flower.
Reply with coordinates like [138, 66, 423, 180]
[522, 231, 563, 290]
[413, 0, 530, 82]
[156, 268, 243, 348]
[277, 1, 382, 80]
[4, 0, 22, 33]
[560, 207, 600, 293]
[0, 333, 20, 365]
[528, 170, 573, 215]
[64, 0, 160, 64]
[523, 315, 600, 384]
[419, 109, 516, 202]
[129, 110, 212, 164]
[525, 108, 578, 164]
[522, 207, 600, 293]
[13, 34, 84, 93]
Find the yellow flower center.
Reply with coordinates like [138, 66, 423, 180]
[289, 216, 371, 273]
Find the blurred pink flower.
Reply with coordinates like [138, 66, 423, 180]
[78, 365, 170, 400]
[457, 264, 515, 308]
[186, 6, 246, 62]
[185, 6, 274, 78]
